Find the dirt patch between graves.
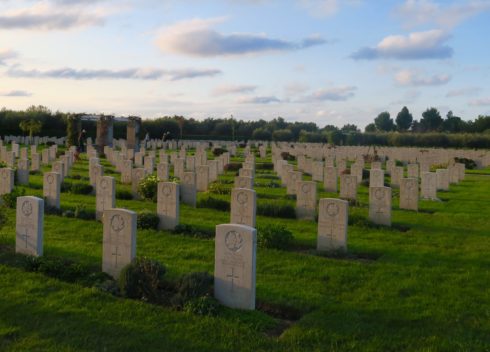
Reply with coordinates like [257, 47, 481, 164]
[257, 301, 304, 338]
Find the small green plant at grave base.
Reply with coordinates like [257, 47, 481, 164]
[256, 162, 274, 170]
[224, 162, 241, 172]
[70, 182, 93, 195]
[209, 182, 231, 195]
[183, 295, 220, 316]
[172, 272, 214, 309]
[454, 157, 477, 169]
[257, 201, 296, 219]
[0, 206, 6, 230]
[257, 223, 294, 250]
[137, 210, 159, 230]
[212, 147, 227, 156]
[395, 160, 404, 167]
[74, 204, 95, 220]
[1, 187, 26, 208]
[23, 256, 89, 282]
[172, 224, 214, 239]
[116, 189, 133, 200]
[118, 257, 166, 303]
[197, 195, 230, 211]
[138, 175, 160, 201]
[0, 161, 6, 168]
[61, 181, 72, 192]
[44, 204, 62, 216]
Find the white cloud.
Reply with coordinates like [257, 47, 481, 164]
[0, 49, 17, 65]
[394, 69, 451, 86]
[307, 85, 357, 101]
[469, 97, 490, 106]
[155, 17, 326, 57]
[0, 2, 107, 30]
[446, 87, 481, 97]
[7, 66, 222, 81]
[213, 84, 257, 96]
[0, 90, 32, 97]
[238, 96, 281, 104]
[395, 0, 490, 29]
[351, 29, 453, 60]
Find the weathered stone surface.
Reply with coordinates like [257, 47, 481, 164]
[317, 198, 348, 252]
[234, 176, 254, 190]
[16, 196, 44, 256]
[102, 208, 137, 279]
[196, 165, 209, 192]
[296, 181, 317, 220]
[369, 169, 384, 188]
[436, 169, 449, 191]
[96, 176, 115, 221]
[323, 166, 337, 193]
[181, 172, 197, 207]
[421, 172, 438, 200]
[43, 172, 61, 209]
[17, 159, 30, 185]
[157, 182, 179, 230]
[0, 168, 14, 195]
[369, 186, 392, 226]
[340, 175, 358, 200]
[400, 178, 418, 211]
[230, 188, 256, 227]
[214, 224, 256, 310]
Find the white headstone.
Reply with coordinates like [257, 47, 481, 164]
[369, 186, 392, 226]
[230, 188, 256, 227]
[317, 198, 348, 252]
[157, 182, 179, 230]
[43, 172, 61, 209]
[102, 208, 137, 278]
[96, 176, 116, 221]
[400, 177, 418, 211]
[296, 181, 317, 220]
[16, 196, 44, 256]
[214, 224, 256, 310]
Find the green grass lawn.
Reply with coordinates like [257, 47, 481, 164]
[1, 151, 489, 351]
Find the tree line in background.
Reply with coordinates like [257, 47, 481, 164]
[1, 105, 490, 148]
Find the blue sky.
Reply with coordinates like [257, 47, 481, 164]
[1, 0, 489, 128]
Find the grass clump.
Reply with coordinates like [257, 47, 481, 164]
[137, 210, 159, 230]
[118, 257, 166, 303]
[257, 223, 294, 250]
[257, 201, 295, 218]
[1, 187, 26, 208]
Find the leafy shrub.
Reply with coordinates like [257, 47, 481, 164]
[212, 147, 227, 156]
[224, 163, 241, 172]
[0, 206, 6, 231]
[172, 224, 214, 239]
[138, 175, 160, 201]
[61, 181, 72, 192]
[137, 210, 159, 230]
[116, 189, 133, 200]
[118, 257, 166, 303]
[1, 187, 26, 208]
[209, 182, 232, 195]
[23, 256, 88, 282]
[183, 295, 220, 316]
[71, 182, 93, 195]
[280, 152, 295, 161]
[197, 195, 230, 211]
[44, 204, 62, 216]
[0, 161, 7, 168]
[74, 204, 95, 220]
[256, 162, 273, 170]
[454, 157, 476, 170]
[257, 201, 296, 219]
[172, 272, 213, 308]
[257, 223, 294, 250]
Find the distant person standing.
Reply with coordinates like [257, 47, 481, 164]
[78, 129, 87, 153]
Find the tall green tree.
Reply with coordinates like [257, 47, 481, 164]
[395, 106, 413, 131]
[19, 119, 42, 138]
[420, 107, 443, 131]
[374, 111, 395, 131]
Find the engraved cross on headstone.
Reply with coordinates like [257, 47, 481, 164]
[227, 267, 239, 292]
[112, 246, 122, 266]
